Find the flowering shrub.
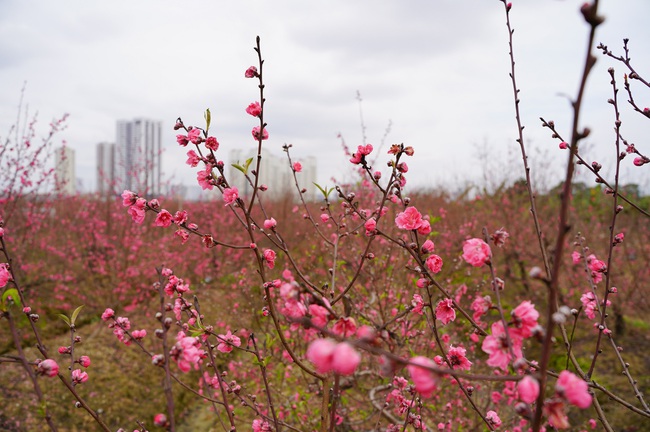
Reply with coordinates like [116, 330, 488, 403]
[1, 2, 650, 432]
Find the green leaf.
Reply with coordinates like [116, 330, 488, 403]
[204, 108, 211, 131]
[313, 183, 333, 199]
[58, 313, 71, 327]
[243, 157, 253, 172]
[70, 305, 84, 326]
[231, 163, 246, 174]
[1, 288, 20, 311]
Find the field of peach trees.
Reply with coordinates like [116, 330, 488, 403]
[2, 2, 650, 431]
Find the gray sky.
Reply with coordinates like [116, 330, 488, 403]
[1, 1, 648, 194]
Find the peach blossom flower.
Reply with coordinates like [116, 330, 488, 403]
[407, 356, 438, 398]
[462, 238, 492, 267]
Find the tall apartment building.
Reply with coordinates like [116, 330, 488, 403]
[54, 146, 76, 195]
[228, 148, 317, 201]
[116, 118, 162, 196]
[96, 142, 116, 195]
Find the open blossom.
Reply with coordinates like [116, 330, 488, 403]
[510, 301, 539, 338]
[435, 298, 456, 325]
[171, 335, 205, 372]
[395, 207, 425, 231]
[205, 136, 219, 151]
[173, 210, 188, 225]
[223, 187, 239, 205]
[471, 295, 492, 322]
[447, 345, 472, 370]
[217, 331, 241, 353]
[571, 250, 582, 264]
[411, 294, 425, 315]
[332, 316, 357, 337]
[101, 308, 115, 321]
[197, 166, 214, 190]
[186, 149, 201, 167]
[406, 356, 438, 398]
[121, 190, 137, 206]
[306, 339, 360, 375]
[485, 410, 502, 428]
[252, 126, 269, 140]
[482, 321, 523, 371]
[425, 254, 443, 274]
[349, 144, 373, 164]
[462, 238, 492, 267]
[155, 210, 173, 227]
[518, 375, 540, 404]
[72, 368, 89, 385]
[246, 101, 262, 117]
[263, 249, 276, 269]
[0, 263, 11, 288]
[364, 218, 377, 236]
[187, 128, 202, 144]
[308, 304, 330, 328]
[37, 359, 59, 377]
[556, 370, 592, 409]
[127, 205, 146, 224]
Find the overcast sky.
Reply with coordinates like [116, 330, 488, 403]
[1, 1, 648, 195]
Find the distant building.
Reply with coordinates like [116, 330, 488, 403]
[116, 118, 162, 196]
[54, 146, 76, 195]
[228, 148, 317, 201]
[96, 142, 116, 195]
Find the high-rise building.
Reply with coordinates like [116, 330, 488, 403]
[116, 118, 162, 196]
[96, 142, 116, 195]
[229, 148, 317, 201]
[54, 146, 76, 195]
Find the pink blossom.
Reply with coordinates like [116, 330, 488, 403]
[187, 128, 202, 144]
[306, 339, 337, 374]
[332, 316, 357, 338]
[571, 251, 582, 264]
[411, 294, 425, 315]
[101, 308, 115, 321]
[263, 218, 277, 229]
[406, 356, 438, 398]
[127, 205, 146, 224]
[471, 295, 492, 321]
[417, 219, 431, 235]
[485, 410, 502, 428]
[518, 375, 540, 404]
[197, 166, 214, 190]
[510, 301, 539, 338]
[175, 229, 190, 244]
[633, 156, 647, 166]
[481, 321, 523, 371]
[0, 264, 11, 288]
[559, 141, 568, 149]
[331, 342, 361, 375]
[320, 213, 329, 223]
[421, 240, 435, 254]
[308, 304, 330, 328]
[364, 218, 377, 236]
[263, 249, 276, 269]
[462, 238, 492, 267]
[246, 101, 262, 117]
[293, 162, 302, 172]
[217, 331, 242, 353]
[176, 134, 189, 146]
[121, 190, 137, 207]
[245, 66, 258, 78]
[447, 345, 472, 370]
[155, 210, 173, 227]
[72, 368, 89, 384]
[349, 144, 373, 164]
[132, 329, 147, 340]
[186, 150, 200, 167]
[223, 187, 239, 206]
[556, 371, 592, 409]
[435, 298, 456, 325]
[205, 136, 219, 151]
[38, 359, 59, 377]
[171, 336, 205, 372]
[153, 414, 168, 427]
[545, 400, 569, 429]
[252, 126, 269, 141]
[173, 210, 188, 225]
[425, 254, 443, 274]
[490, 228, 509, 247]
[252, 419, 271, 431]
[395, 207, 424, 230]
[78, 356, 91, 368]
